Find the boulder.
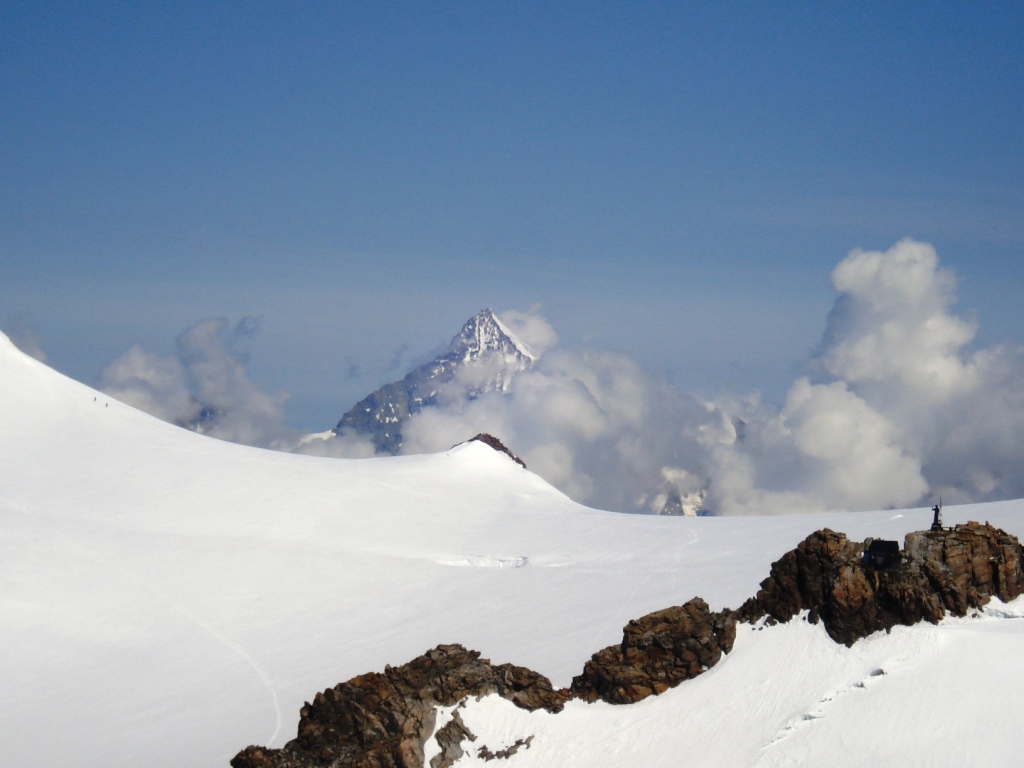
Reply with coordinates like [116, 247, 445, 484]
[570, 597, 736, 704]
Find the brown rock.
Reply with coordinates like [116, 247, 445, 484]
[429, 709, 475, 768]
[232, 523, 1024, 766]
[231, 644, 566, 768]
[570, 597, 736, 704]
[740, 523, 1024, 646]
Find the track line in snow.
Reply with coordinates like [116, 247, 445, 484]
[82, 542, 285, 745]
[14, 509, 284, 746]
[759, 666, 888, 751]
[163, 603, 284, 746]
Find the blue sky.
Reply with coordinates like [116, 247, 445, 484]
[2, 1, 1022, 429]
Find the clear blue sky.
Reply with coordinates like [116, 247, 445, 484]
[2, 1, 1022, 429]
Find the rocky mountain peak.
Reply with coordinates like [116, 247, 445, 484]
[333, 310, 536, 454]
[450, 309, 536, 364]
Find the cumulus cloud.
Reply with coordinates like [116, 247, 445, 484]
[295, 429, 381, 459]
[395, 239, 1024, 515]
[400, 348, 709, 513]
[703, 379, 928, 515]
[497, 306, 558, 357]
[100, 316, 385, 459]
[819, 239, 978, 399]
[93, 239, 1024, 515]
[101, 317, 297, 449]
[705, 239, 1024, 513]
[100, 344, 198, 423]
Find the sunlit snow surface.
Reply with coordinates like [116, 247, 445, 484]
[1, 333, 1023, 767]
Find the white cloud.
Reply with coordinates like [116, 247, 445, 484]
[401, 348, 709, 513]
[294, 429, 381, 459]
[101, 318, 295, 449]
[497, 306, 558, 357]
[707, 238, 1024, 514]
[3, 316, 48, 363]
[820, 239, 978, 398]
[705, 379, 927, 515]
[91, 240, 1024, 515]
[100, 345, 198, 424]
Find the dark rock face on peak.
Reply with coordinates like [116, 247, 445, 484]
[739, 522, 1024, 646]
[465, 433, 526, 469]
[230, 644, 566, 768]
[334, 310, 535, 455]
[570, 597, 736, 705]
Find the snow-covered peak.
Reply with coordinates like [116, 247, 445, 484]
[334, 309, 538, 451]
[448, 309, 536, 363]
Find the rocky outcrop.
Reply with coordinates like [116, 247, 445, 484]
[476, 736, 532, 761]
[233, 522, 1024, 767]
[231, 644, 566, 768]
[429, 709, 475, 768]
[570, 598, 736, 704]
[231, 599, 737, 767]
[740, 522, 1024, 646]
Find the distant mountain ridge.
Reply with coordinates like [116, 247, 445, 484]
[334, 309, 535, 454]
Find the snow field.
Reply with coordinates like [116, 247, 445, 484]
[429, 601, 1024, 767]
[2, 332, 1024, 767]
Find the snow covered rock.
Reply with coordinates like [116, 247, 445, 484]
[230, 644, 565, 768]
[232, 523, 1024, 767]
[334, 310, 535, 454]
[740, 522, 1024, 646]
[463, 433, 526, 469]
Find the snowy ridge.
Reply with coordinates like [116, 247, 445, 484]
[2, 332, 1024, 767]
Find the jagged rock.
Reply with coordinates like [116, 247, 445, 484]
[466, 433, 526, 469]
[904, 522, 1024, 613]
[740, 522, 1024, 646]
[233, 524, 1024, 766]
[570, 597, 736, 704]
[477, 736, 533, 761]
[429, 709, 475, 768]
[231, 644, 566, 768]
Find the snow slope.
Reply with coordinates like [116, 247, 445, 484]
[1, 332, 1023, 767]
[427, 604, 1024, 768]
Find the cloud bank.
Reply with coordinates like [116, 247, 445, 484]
[100, 318, 296, 449]
[703, 239, 1024, 514]
[98, 316, 385, 459]
[94, 239, 1024, 515]
[400, 342, 709, 514]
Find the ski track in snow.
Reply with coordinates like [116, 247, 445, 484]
[759, 663, 891, 754]
[14, 507, 285, 747]
[87, 543, 285, 747]
[438, 554, 528, 568]
[6, 335, 1024, 767]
